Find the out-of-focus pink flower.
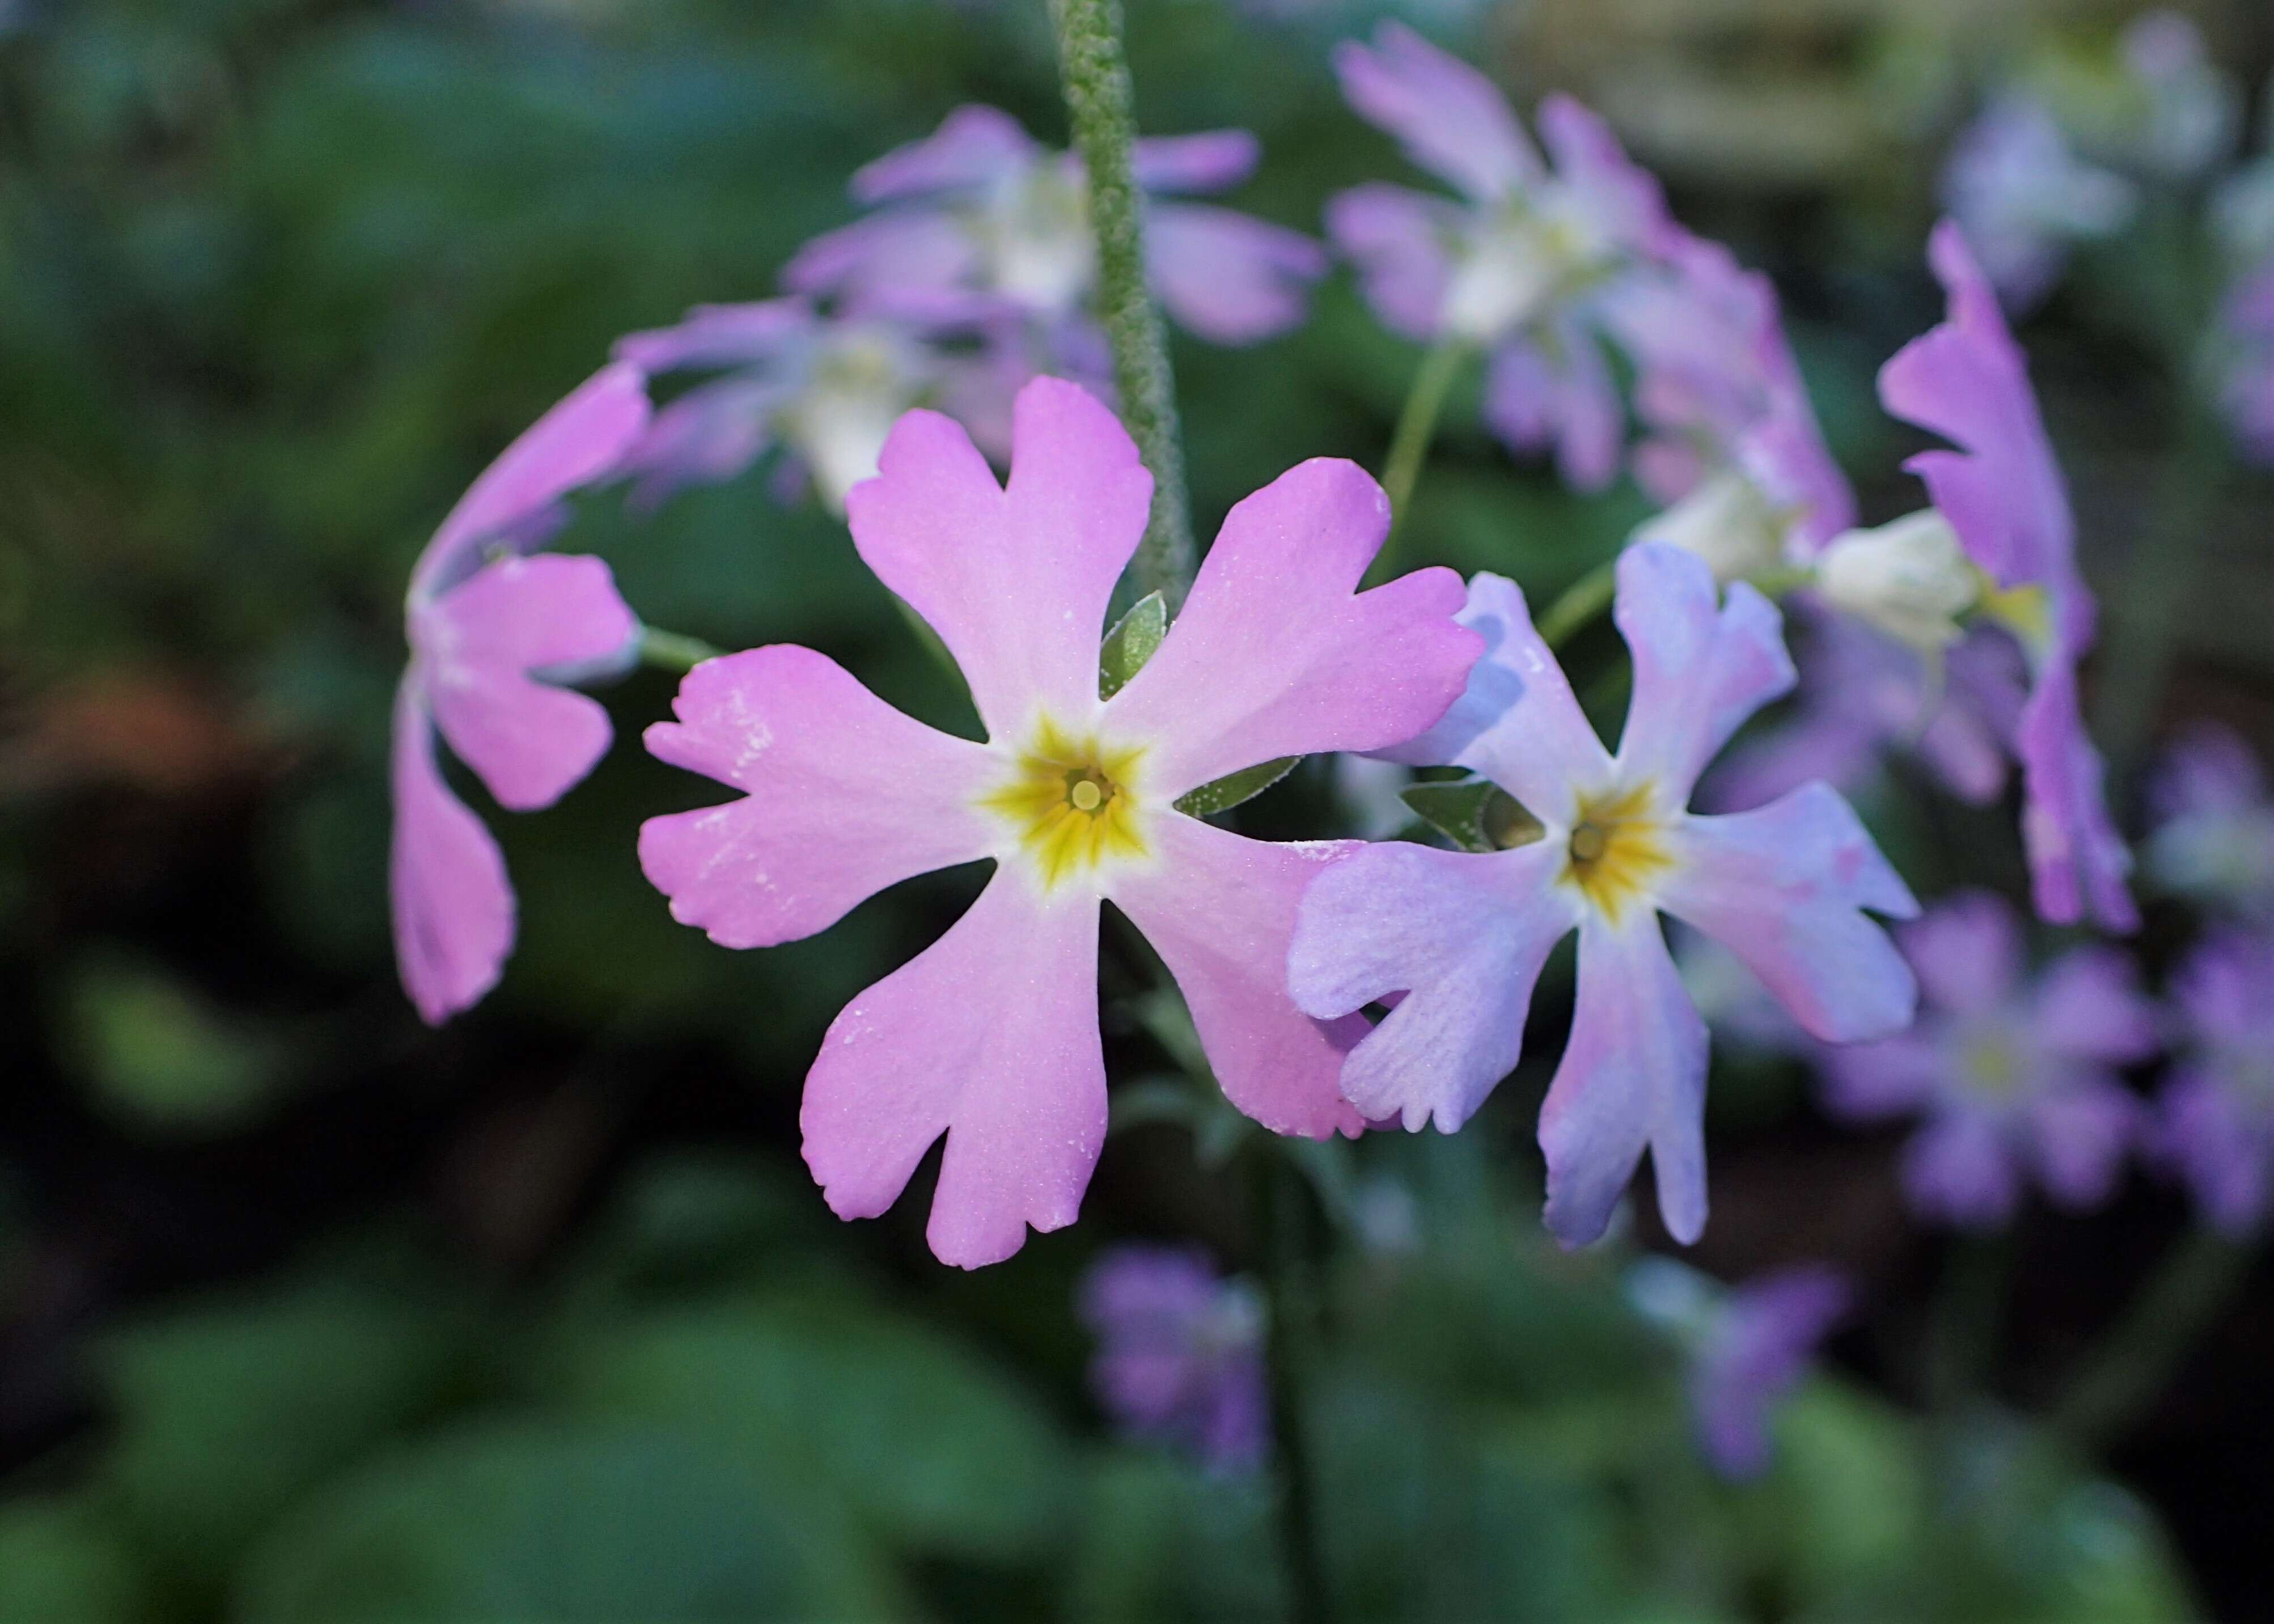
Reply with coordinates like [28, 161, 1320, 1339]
[636, 378, 1479, 1266]
[1631, 1258, 1849, 1481]
[785, 104, 1324, 351]
[393, 363, 651, 1024]
[2153, 928, 2274, 1235]
[1326, 25, 1678, 491]
[1289, 544, 1917, 1248]
[2145, 722, 2274, 915]
[1941, 96, 2136, 313]
[1079, 1245, 1269, 1472]
[1878, 222, 2137, 932]
[1822, 891, 2155, 1228]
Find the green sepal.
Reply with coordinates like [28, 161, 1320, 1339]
[1400, 777, 1544, 853]
[1173, 756, 1299, 818]
[1098, 592, 1167, 698]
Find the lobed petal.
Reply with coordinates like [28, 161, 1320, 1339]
[2026, 1071, 2140, 1211]
[421, 553, 640, 812]
[1105, 458, 1478, 798]
[801, 872, 1106, 1269]
[2031, 945, 2158, 1064]
[1482, 327, 1623, 493]
[613, 298, 815, 375]
[1146, 203, 1326, 345]
[2157, 1066, 2273, 1235]
[1288, 840, 1572, 1132]
[1612, 543, 1797, 802]
[1657, 783, 1918, 1044]
[1131, 130, 1260, 195]
[1539, 911, 1712, 1246]
[2015, 661, 2140, 931]
[619, 376, 786, 511]
[781, 209, 981, 307]
[1111, 819, 1367, 1139]
[1894, 889, 2026, 1017]
[1902, 1108, 2022, 1228]
[1820, 1032, 1943, 1121]
[1323, 183, 1459, 342]
[844, 378, 1151, 740]
[638, 647, 997, 949]
[389, 679, 515, 1026]
[851, 105, 1038, 203]
[1332, 22, 1539, 202]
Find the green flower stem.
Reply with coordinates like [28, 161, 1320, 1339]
[1536, 557, 1619, 651]
[1257, 1151, 1333, 1624]
[637, 627, 725, 674]
[2048, 1228, 2255, 1453]
[1049, 0, 1196, 609]
[1367, 337, 1469, 586]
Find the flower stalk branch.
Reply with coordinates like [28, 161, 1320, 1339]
[1369, 337, 1468, 584]
[638, 627, 726, 674]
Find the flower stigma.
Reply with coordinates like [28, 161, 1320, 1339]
[980, 716, 1149, 891]
[1559, 782, 1674, 922]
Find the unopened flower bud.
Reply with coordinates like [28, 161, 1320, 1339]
[1814, 510, 1977, 652]
[1631, 470, 1783, 585]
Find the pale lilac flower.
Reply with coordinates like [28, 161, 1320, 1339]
[1326, 24, 1678, 490]
[2153, 929, 2274, 1235]
[2145, 723, 2274, 915]
[1078, 1245, 1268, 1472]
[2108, 11, 2242, 181]
[1822, 892, 2155, 1229]
[1289, 544, 1917, 1247]
[1941, 96, 2136, 312]
[636, 378, 1479, 1267]
[1877, 221, 2137, 932]
[393, 363, 651, 1023]
[2214, 265, 2274, 467]
[784, 105, 1324, 351]
[1630, 1257, 1848, 1481]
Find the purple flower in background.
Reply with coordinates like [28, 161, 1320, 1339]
[1941, 96, 2135, 312]
[1877, 221, 2137, 932]
[2154, 929, 2274, 1235]
[1326, 23, 1677, 490]
[1822, 892, 2156, 1228]
[636, 378, 1479, 1266]
[392, 363, 651, 1023]
[1079, 1245, 1269, 1472]
[1630, 1258, 1848, 1481]
[2145, 723, 2274, 915]
[2214, 265, 2274, 467]
[2110, 10, 2241, 180]
[785, 105, 1324, 352]
[1289, 544, 1917, 1248]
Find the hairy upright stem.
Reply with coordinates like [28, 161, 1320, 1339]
[1049, 0, 1195, 608]
[2049, 1228, 2254, 1453]
[1367, 337, 1468, 586]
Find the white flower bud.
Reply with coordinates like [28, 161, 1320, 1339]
[1813, 510, 1978, 652]
[1631, 470, 1784, 585]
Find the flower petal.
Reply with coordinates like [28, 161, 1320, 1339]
[801, 872, 1105, 1269]
[1104, 459, 1478, 798]
[613, 298, 815, 374]
[1324, 183, 1458, 342]
[1288, 839, 1572, 1131]
[421, 553, 640, 812]
[2157, 1066, 2273, 1235]
[2015, 660, 2139, 931]
[1536, 94, 1679, 258]
[1612, 543, 1796, 802]
[412, 362, 651, 599]
[389, 679, 514, 1026]
[1481, 327, 1622, 493]
[2031, 946, 2158, 1063]
[1902, 1109, 2021, 1228]
[638, 647, 998, 949]
[1657, 784, 1918, 1044]
[2027, 1072, 2139, 1210]
[1332, 23, 1539, 202]
[1540, 911, 1711, 1246]
[1894, 889, 2025, 1017]
[852, 105, 1038, 203]
[781, 209, 981, 307]
[1146, 204, 1326, 345]
[1821, 1033, 1943, 1120]
[844, 377, 1151, 739]
[1132, 130, 1259, 194]
[1111, 818, 1367, 1139]
[620, 376, 786, 511]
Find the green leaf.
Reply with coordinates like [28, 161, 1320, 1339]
[1068, 1453, 1286, 1624]
[0, 1499, 152, 1623]
[554, 1296, 1075, 1562]
[1400, 778, 1544, 854]
[235, 1421, 901, 1623]
[62, 952, 296, 1133]
[1173, 756, 1299, 817]
[1099, 591, 1167, 698]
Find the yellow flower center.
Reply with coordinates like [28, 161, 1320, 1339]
[979, 716, 1148, 891]
[1560, 782, 1673, 923]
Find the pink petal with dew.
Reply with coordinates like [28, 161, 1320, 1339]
[389, 679, 515, 1027]
[801, 871, 1106, 1269]
[1288, 839, 1573, 1132]
[2031, 946, 2158, 1064]
[1324, 183, 1459, 342]
[1111, 818, 1367, 1139]
[2015, 660, 2139, 931]
[1657, 784, 1917, 1045]
[1381, 571, 1614, 819]
[412, 361, 651, 599]
[1332, 22, 1539, 202]
[2027, 1072, 2140, 1211]
[638, 647, 998, 950]
[613, 298, 815, 374]
[852, 105, 1038, 204]
[844, 378, 1151, 739]
[420, 553, 639, 812]
[1612, 544, 1795, 803]
[1146, 204, 1326, 345]
[1132, 130, 1260, 194]
[1106, 458, 1477, 798]
[1540, 911, 1711, 1246]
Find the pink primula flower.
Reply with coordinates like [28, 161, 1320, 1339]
[1878, 221, 2137, 932]
[636, 377, 1479, 1267]
[392, 363, 652, 1023]
[1288, 544, 1916, 1247]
